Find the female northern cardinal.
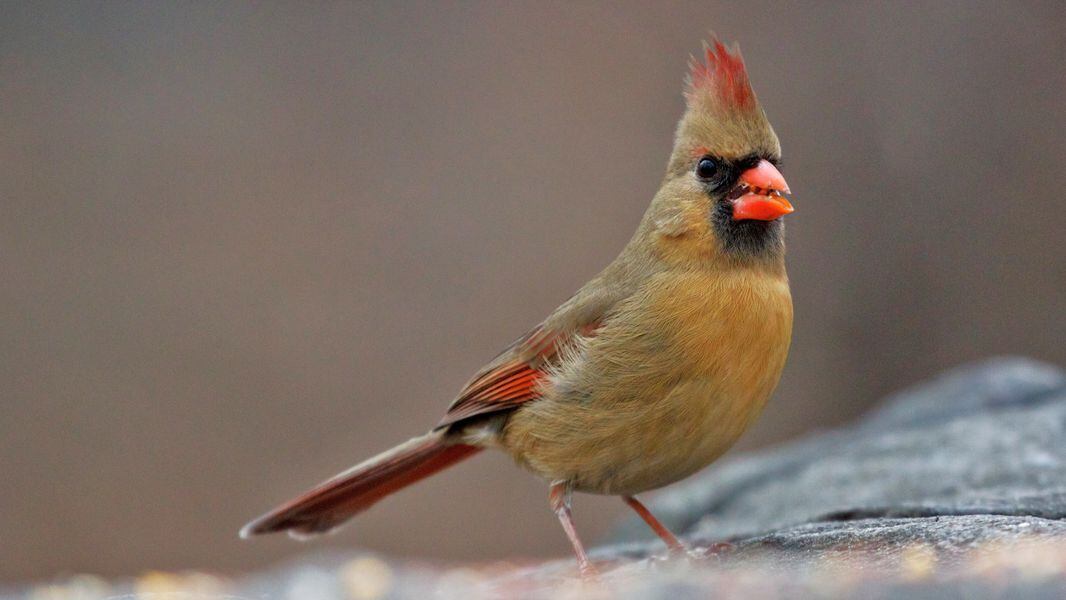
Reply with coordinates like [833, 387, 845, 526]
[242, 39, 794, 576]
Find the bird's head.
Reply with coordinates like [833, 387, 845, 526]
[647, 38, 793, 268]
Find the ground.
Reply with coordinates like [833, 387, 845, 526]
[12, 357, 1066, 599]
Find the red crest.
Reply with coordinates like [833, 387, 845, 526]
[686, 38, 756, 110]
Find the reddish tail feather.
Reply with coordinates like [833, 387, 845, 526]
[241, 432, 480, 539]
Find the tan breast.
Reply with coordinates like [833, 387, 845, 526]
[501, 268, 793, 495]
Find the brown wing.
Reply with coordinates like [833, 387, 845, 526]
[435, 321, 600, 429]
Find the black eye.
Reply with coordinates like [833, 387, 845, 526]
[695, 156, 719, 180]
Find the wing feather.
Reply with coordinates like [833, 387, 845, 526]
[436, 325, 597, 428]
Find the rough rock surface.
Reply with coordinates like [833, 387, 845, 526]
[614, 356, 1066, 545]
[11, 357, 1066, 599]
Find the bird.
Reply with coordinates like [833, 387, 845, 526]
[241, 38, 794, 577]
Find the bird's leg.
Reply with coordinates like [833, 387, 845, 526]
[623, 495, 687, 555]
[549, 481, 598, 577]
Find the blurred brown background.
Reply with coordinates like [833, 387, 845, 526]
[2, 0, 1064, 583]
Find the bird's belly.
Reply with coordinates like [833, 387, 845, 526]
[500, 270, 791, 495]
[502, 375, 775, 495]
[610, 377, 764, 493]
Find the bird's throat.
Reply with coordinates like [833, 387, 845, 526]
[711, 201, 785, 262]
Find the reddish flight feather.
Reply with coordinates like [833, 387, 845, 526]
[437, 322, 600, 428]
[243, 321, 602, 536]
[240, 434, 480, 537]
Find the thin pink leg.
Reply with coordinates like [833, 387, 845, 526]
[549, 482, 598, 577]
[623, 495, 687, 555]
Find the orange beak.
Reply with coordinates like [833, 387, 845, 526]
[731, 160, 794, 221]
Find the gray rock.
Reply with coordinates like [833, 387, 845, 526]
[859, 356, 1066, 431]
[12, 358, 1066, 599]
[732, 514, 1066, 566]
[614, 356, 1066, 546]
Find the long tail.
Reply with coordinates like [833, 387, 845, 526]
[241, 431, 480, 539]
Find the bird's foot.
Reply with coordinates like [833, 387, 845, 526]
[578, 561, 601, 580]
[706, 541, 735, 555]
[684, 541, 735, 561]
[666, 540, 691, 559]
